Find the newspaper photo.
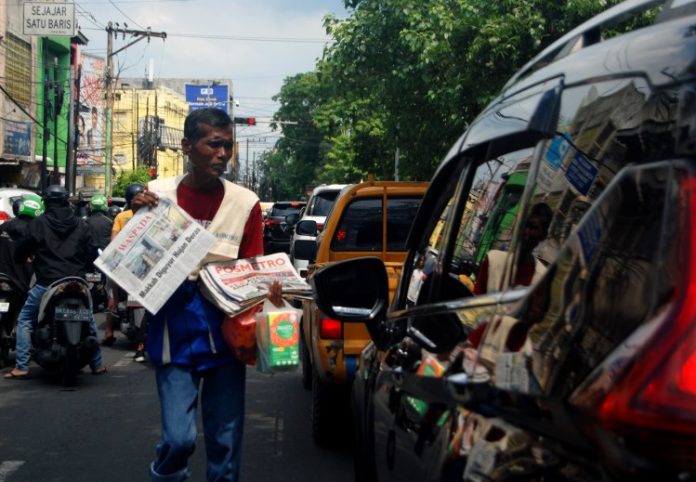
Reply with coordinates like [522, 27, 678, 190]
[200, 252, 311, 315]
[95, 196, 216, 314]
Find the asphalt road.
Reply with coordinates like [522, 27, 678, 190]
[0, 314, 353, 482]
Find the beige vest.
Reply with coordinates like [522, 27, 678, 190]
[149, 176, 259, 278]
[486, 249, 546, 294]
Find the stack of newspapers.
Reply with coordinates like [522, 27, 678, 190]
[199, 252, 312, 315]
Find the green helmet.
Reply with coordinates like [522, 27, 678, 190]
[18, 193, 45, 218]
[89, 193, 109, 213]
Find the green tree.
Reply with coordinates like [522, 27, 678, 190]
[112, 167, 152, 197]
[267, 0, 628, 188]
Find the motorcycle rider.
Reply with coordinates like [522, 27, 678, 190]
[3, 184, 107, 380]
[85, 193, 113, 251]
[0, 194, 44, 294]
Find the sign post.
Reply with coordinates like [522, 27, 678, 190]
[23, 2, 76, 37]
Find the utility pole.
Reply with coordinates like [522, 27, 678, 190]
[244, 139, 249, 188]
[104, 23, 166, 195]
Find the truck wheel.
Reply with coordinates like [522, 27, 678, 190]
[301, 335, 311, 390]
[312, 370, 337, 446]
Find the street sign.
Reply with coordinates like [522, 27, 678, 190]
[185, 84, 229, 113]
[23, 2, 76, 36]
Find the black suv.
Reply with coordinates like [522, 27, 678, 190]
[263, 201, 306, 254]
[312, 1, 696, 481]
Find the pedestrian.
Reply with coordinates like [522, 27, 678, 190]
[472, 202, 553, 295]
[4, 185, 106, 380]
[132, 107, 281, 482]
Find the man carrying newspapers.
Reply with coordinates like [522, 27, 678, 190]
[132, 107, 282, 482]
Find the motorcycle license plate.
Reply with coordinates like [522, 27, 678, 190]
[85, 272, 102, 282]
[0, 302, 9, 313]
[54, 306, 92, 321]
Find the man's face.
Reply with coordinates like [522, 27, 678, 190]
[520, 215, 547, 253]
[182, 123, 234, 179]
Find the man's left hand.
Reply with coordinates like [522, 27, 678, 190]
[268, 280, 283, 307]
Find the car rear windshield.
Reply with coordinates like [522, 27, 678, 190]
[331, 196, 422, 251]
[307, 191, 340, 217]
[271, 203, 304, 217]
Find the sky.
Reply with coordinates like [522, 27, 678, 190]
[75, 0, 347, 168]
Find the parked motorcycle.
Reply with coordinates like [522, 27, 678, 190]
[112, 294, 145, 345]
[85, 270, 107, 313]
[33, 276, 99, 386]
[0, 273, 24, 368]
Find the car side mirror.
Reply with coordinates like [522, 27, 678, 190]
[311, 256, 389, 324]
[295, 219, 318, 236]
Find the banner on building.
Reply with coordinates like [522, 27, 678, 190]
[76, 53, 105, 176]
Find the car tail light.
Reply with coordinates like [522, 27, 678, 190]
[589, 178, 696, 435]
[570, 177, 696, 471]
[320, 317, 342, 339]
[0, 211, 10, 222]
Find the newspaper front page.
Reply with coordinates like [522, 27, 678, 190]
[200, 252, 311, 315]
[95, 197, 216, 314]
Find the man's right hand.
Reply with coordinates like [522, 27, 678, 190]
[131, 190, 159, 212]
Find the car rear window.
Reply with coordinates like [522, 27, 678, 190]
[307, 191, 340, 217]
[271, 203, 304, 217]
[331, 196, 422, 252]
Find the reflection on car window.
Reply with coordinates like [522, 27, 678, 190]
[526, 78, 653, 267]
[453, 148, 540, 295]
[467, 77, 684, 395]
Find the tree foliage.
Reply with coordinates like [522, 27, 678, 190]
[112, 167, 152, 197]
[264, 0, 623, 197]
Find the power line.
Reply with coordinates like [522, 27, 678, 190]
[78, 27, 331, 44]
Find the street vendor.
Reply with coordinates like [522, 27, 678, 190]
[132, 107, 282, 482]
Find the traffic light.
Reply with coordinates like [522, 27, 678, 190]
[234, 116, 256, 126]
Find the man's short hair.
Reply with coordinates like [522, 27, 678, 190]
[184, 108, 233, 143]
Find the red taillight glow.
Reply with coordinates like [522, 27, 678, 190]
[336, 229, 346, 242]
[679, 352, 696, 395]
[591, 177, 696, 435]
[320, 318, 342, 339]
[0, 211, 10, 222]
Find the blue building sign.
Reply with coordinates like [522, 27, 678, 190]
[185, 84, 229, 113]
[565, 152, 598, 195]
[3, 120, 32, 157]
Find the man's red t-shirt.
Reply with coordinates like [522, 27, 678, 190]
[176, 181, 264, 258]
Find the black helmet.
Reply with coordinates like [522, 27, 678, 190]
[107, 205, 121, 219]
[43, 184, 69, 206]
[125, 183, 145, 206]
[11, 199, 22, 216]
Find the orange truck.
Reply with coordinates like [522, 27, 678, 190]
[294, 180, 428, 444]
